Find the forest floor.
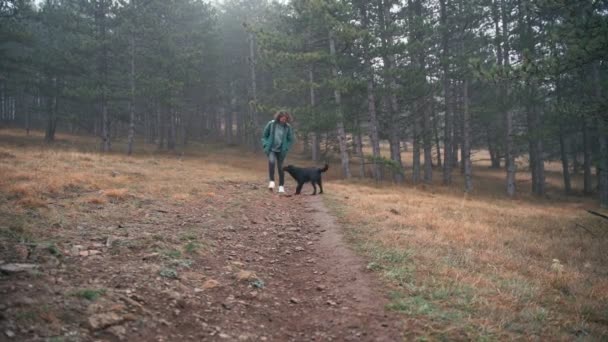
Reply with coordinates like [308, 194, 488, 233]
[1, 129, 607, 341]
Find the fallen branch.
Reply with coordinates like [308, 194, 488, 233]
[587, 210, 608, 221]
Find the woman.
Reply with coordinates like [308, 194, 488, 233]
[261, 111, 295, 193]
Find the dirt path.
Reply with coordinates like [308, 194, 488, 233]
[244, 195, 404, 341]
[1, 181, 403, 341]
[295, 196, 403, 341]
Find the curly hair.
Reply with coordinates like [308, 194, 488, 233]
[273, 110, 292, 123]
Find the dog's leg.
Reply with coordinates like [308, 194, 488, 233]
[311, 182, 317, 195]
[318, 178, 323, 194]
[295, 183, 303, 195]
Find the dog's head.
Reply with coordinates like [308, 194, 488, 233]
[282, 165, 295, 172]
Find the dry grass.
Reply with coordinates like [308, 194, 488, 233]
[321, 135, 608, 339]
[326, 177, 607, 339]
[0, 129, 268, 210]
[16, 197, 48, 209]
[82, 196, 107, 205]
[0, 128, 273, 256]
[102, 188, 129, 200]
[7, 183, 35, 198]
[1, 128, 606, 340]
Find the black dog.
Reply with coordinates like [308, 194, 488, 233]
[282, 164, 329, 195]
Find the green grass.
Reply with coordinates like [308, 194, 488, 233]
[521, 306, 548, 324]
[162, 249, 182, 259]
[324, 194, 495, 339]
[0, 212, 35, 243]
[72, 288, 106, 301]
[184, 241, 200, 254]
[180, 232, 198, 242]
[180, 232, 204, 255]
[49, 337, 66, 342]
[497, 277, 539, 302]
[16, 309, 38, 321]
[387, 293, 437, 316]
[170, 259, 193, 269]
[372, 248, 412, 264]
[46, 243, 62, 257]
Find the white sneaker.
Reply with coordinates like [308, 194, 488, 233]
[268, 181, 275, 190]
[278, 186, 285, 193]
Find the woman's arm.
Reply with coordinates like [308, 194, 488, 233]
[261, 120, 272, 148]
[286, 125, 295, 148]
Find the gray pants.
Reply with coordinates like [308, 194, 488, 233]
[268, 152, 284, 186]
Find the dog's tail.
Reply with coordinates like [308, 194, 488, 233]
[319, 164, 329, 173]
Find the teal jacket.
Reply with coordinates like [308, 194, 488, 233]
[261, 120, 294, 161]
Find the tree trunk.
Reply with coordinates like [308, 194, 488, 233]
[366, 70, 382, 181]
[441, 0, 453, 185]
[389, 130, 403, 182]
[354, 124, 365, 178]
[16, 87, 29, 135]
[229, 81, 238, 145]
[157, 106, 164, 149]
[358, 3, 382, 182]
[248, 31, 259, 152]
[127, 30, 136, 155]
[145, 108, 153, 144]
[525, 91, 545, 196]
[25, 100, 30, 136]
[113, 119, 119, 141]
[98, 0, 111, 153]
[311, 132, 320, 162]
[412, 112, 421, 184]
[172, 114, 178, 150]
[329, 30, 351, 178]
[457, 82, 465, 174]
[0, 83, 4, 120]
[226, 103, 234, 145]
[452, 93, 460, 169]
[214, 110, 221, 140]
[409, 0, 429, 185]
[181, 112, 190, 146]
[489, 0, 503, 171]
[431, 103, 442, 168]
[208, 110, 214, 140]
[526, 91, 545, 196]
[198, 107, 205, 141]
[571, 145, 579, 175]
[504, 108, 516, 199]
[302, 133, 309, 155]
[463, 78, 472, 192]
[488, 141, 501, 168]
[518, 0, 544, 196]
[593, 63, 608, 208]
[378, 0, 404, 183]
[582, 120, 593, 194]
[502, 0, 515, 197]
[44, 77, 57, 143]
[558, 124, 572, 194]
[440, 0, 453, 186]
[101, 97, 110, 151]
[409, 0, 431, 184]
[168, 111, 176, 151]
[554, 72, 571, 195]
[526, 102, 540, 195]
[423, 103, 433, 183]
[21, 86, 30, 135]
[309, 65, 320, 162]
